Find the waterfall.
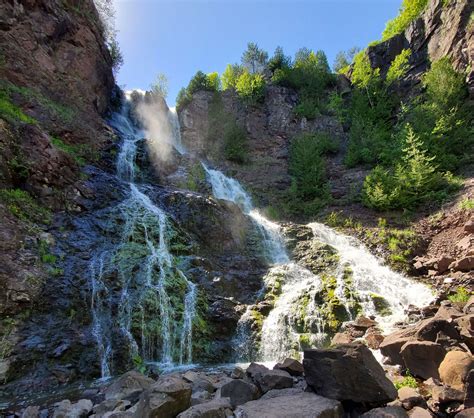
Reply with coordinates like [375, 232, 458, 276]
[202, 165, 289, 265]
[89, 94, 197, 377]
[258, 223, 434, 361]
[309, 222, 434, 331]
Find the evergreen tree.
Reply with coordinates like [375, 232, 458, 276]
[241, 42, 268, 74]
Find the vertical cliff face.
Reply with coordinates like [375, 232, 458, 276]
[0, 0, 115, 394]
[179, 87, 347, 211]
[0, 0, 114, 117]
[367, 0, 473, 96]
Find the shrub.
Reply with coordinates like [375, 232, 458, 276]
[333, 47, 360, 73]
[448, 287, 471, 303]
[362, 126, 460, 211]
[394, 370, 418, 389]
[287, 133, 332, 210]
[0, 89, 36, 124]
[386, 49, 411, 85]
[273, 49, 334, 120]
[176, 71, 221, 110]
[221, 64, 244, 91]
[235, 70, 265, 105]
[399, 58, 472, 171]
[459, 198, 474, 211]
[150, 73, 168, 99]
[382, 0, 429, 41]
[176, 87, 191, 111]
[223, 122, 248, 163]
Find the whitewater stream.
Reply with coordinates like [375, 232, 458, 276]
[90, 95, 197, 378]
[90, 92, 433, 375]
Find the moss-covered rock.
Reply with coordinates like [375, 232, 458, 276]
[369, 293, 393, 316]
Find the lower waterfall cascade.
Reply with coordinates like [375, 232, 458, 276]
[89, 92, 434, 376]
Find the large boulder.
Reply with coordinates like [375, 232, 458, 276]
[177, 398, 232, 418]
[380, 327, 417, 366]
[400, 341, 446, 380]
[303, 343, 397, 404]
[438, 350, 474, 390]
[234, 392, 342, 418]
[220, 379, 259, 407]
[53, 399, 93, 418]
[397, 387, 425, 410]
[104, 371, 155, 401]
[273, 358, 304, 376]
[360, 406, 408, 417]
[254, 369, 293, 393]
[455, 314, 474, 351]
[136, 375, 192, 418]
[465, 370, 474, 408]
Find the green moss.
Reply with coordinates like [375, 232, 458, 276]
[298, 333, 311, 349]
[0, 90, 36, 124]
[50, 136, 89, 165]
[0, 189, 51, 225]
[369, 293, 393, 316]
[180, 162, 207, 192]
[1, 81, 76, 123]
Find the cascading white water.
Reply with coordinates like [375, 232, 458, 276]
[89, 93, 197, 377]
[258, 222, 434, 361]
[202, 165, 289, 265]
[309, 222, 434, 331]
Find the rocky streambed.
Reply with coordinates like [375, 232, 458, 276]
[3, 295, 473, 417]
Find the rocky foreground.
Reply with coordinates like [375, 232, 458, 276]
[8, 295, 474, 418]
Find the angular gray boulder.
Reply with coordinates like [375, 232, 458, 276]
[177, 398, 232, 418]
[303, 343, 397, 404]
[234, 392, 342, 418]
[220, 379, 259, 407]
[360, 406, 408, 417]
[135, 375, 192, 418]
[104, 370, 155, 401]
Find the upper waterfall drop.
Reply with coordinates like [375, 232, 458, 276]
[89, 93, 198, 377]
[202, 164, 289, 265]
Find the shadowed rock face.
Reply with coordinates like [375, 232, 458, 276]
[303, 343, 397, 405]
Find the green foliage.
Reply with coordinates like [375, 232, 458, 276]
[150, 73, 168, 99]
[221, 64, 244, 91]
[351, 50, 380, 89]
[132, 354, 147, 374]
[362, 126, 460, 211]
[108, 37, 124, 75]
[223, 122, 248, 163]
[448, 287, 472, 303]
[286, 133, 335, 214]
[235, 70, 266, 105]
[394, 370, 418, 389]
[333, 47, 360, 73]
[51, 136, 91, 165]
[0, 188, 51, 224]
[176, 71, 221, 110]
[206, 72, 221, 91]
[268, 46, 292, 73]
[1, 82, 75, 123]
[382, 0, 429, 41]
[176, 87, 192, 111]
[400, 58, 471, 171]
[38, 240, 57, 264]
[241, 42, 268, 74]
[386, 49, 411, 84]
[459, 198, 474, 211]
[0, 89, 36, 124]
[273, 49, 334, 119]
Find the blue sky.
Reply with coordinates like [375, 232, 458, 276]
[115, 0, 401, 105]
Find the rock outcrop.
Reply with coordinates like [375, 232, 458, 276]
[303, 343, 398, 405]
